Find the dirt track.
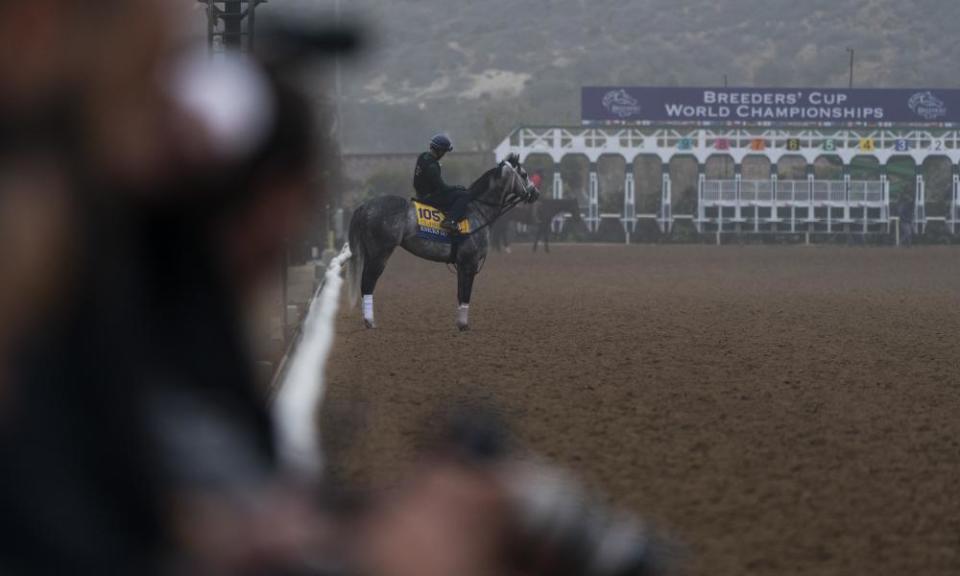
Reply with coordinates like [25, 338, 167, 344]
[321, 244, 960, 576]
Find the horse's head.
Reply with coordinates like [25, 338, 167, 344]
[467, 155, 539, 225]
[501, 153, 539, 204]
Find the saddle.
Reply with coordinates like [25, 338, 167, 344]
[412, 199, 470, 243]
[412, 195, 443, 210]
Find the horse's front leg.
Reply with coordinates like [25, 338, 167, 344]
[456, 266, 476, 331]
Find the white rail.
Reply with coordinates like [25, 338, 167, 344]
[274, 244, 352, 479]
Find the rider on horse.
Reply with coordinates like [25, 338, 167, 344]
[414, 133, 470, 233]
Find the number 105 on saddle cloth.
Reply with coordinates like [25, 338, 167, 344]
[413, 200, 471, 242]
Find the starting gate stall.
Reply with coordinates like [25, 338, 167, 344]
[953, 167, 960, 234]
[494, 87, 960, 241]
[495, 126, 960, 239]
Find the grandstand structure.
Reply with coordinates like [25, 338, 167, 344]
[494, 126, 960, 240]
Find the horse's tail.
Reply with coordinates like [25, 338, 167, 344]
[346, 206, 364, 308]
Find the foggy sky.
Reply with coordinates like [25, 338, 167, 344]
[271, 0, 960, 152]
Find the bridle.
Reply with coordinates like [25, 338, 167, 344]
[462, 161, 537, 238]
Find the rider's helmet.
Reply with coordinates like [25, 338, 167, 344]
[430, 133, 454, 153]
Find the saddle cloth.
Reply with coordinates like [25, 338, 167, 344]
[413, 200, 471, 242]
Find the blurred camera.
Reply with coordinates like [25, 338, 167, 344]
[440, 410, 664, 576]
[498, 461, 660, 576]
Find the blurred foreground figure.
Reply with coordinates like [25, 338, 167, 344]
[0, 2, 664, 575]
[0, 0, 181, 392]
[0, 0, 97, 390]
[0, 0, 322, 571]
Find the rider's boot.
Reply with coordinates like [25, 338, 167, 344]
[441, 218, 460, 234]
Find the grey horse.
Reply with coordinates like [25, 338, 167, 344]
[347, 156, 538, 330]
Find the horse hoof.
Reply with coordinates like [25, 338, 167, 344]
[457, 323, 470, 332]
[363, 319, 376, 329]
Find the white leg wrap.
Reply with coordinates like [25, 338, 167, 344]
[362, 295, 374, 323]
[457, 304, 469, 327]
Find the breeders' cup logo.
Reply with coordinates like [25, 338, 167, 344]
[602, 89, 642, 118]
[908, 91, 947, 121]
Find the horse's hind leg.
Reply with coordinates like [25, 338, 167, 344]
[456, 268, 476, 331]
[535, 225, 550, 253]
[360, 250, 393, 328]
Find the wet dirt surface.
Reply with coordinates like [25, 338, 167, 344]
[321, 244, 960, 576]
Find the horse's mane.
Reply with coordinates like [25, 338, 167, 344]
[467, 153, 524, 198]
[467, 165, 503, 194]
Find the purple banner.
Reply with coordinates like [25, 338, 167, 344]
[582, 87, 960, 125]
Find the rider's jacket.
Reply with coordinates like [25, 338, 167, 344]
[414, 152, 461, 201]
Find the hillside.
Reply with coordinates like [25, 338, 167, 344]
[279, 0, 960, 153]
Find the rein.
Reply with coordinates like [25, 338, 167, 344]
[449, 193, 522, 273]
[458, 164, 531, 238]
[445, 164, 530, 271]
[461, 190, 526, 238]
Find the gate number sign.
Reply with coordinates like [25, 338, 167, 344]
[665, 135, 922, 153]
